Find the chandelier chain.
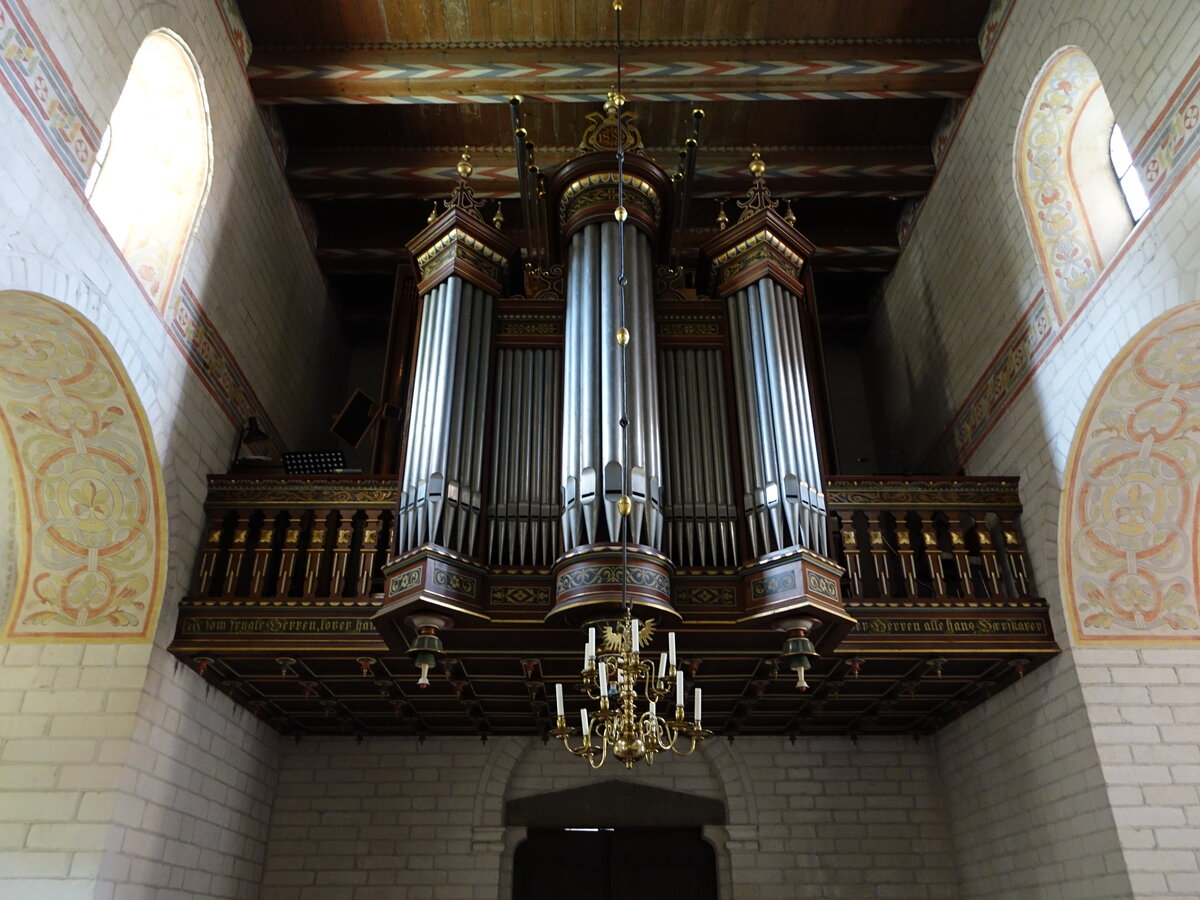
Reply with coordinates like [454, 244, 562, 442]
[615, 0, 631, 615]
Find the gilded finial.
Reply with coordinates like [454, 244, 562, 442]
[716, 200, 729, 231]
[749, 146, 766, 178]
[784, 198, 796, 227]
[492, 202, 505, 229]
[736, 145, 780, 222]
[442, 149, 487, 220]
[456, 147, 473, 179]
[427, 201, 438, 224]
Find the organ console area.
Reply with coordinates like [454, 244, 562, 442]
[170, 103, 1059, 741]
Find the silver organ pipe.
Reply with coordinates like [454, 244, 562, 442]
[658, 348, 738, 568]
[559, 221, 663, 552]
[396, 275, 495, 557]
[726, 278, 826, 557]
[489, 346, 563, 566]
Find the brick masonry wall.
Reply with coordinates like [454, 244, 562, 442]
[0, 1, 335, 897]
[869, 0, 1200, 896]
[260, 735, 961, 900]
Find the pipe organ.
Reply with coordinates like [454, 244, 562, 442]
[377, 121, 852, 652]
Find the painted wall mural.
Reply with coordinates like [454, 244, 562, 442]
[1015, 47, 1106, 325]
[0, 291, 167, 641]
[1062, 302, 1200, 643]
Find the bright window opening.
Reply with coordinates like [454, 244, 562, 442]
[1110, 124, 1150, 221]
[88, 30, 211, 310]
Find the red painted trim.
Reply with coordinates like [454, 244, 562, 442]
[12, 0, 100, 135]
[1132, 55, 1200, 158]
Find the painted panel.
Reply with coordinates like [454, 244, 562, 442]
[1015, 47, 1105, 324]
[0, 291, 167, 641]
[1062, 302, 1200, 643]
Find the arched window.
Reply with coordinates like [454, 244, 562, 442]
[1014, 47, 1139, 324]
[87, 30, 212, 311]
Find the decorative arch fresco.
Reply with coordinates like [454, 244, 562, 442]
[1015, 47, 1130, 325]
[88, 29, 212, 312]
[1061, 302, 1200, 643]
[0, 290, 168, 641]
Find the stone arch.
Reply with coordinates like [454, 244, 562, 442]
[702, 736, 758, 829]
[1060, 302, 1200, 643]
[1014, 46, 1133, 324]
[0, 290, 168, 641]
[88, 28, 213, 311]
[471, 736, 526, 830]
[489, 736, 745, 900]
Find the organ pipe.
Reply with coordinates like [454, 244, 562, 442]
[559, 221, 663, 552]
[398, 164, 517, 560]
[658, 348, 737, 567]
[396, 276, 495, 557]
[488, 347, 563, 566]
[702, 163, 831, 562]
[726, 279, 826, 557]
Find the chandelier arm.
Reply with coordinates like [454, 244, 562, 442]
[669, 734, 700, 757]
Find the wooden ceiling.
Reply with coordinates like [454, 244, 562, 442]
[238, 0, 992, 338]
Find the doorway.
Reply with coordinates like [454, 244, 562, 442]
[512, 827, 718, 900]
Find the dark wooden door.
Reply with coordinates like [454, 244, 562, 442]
[513, 828, 717, 900]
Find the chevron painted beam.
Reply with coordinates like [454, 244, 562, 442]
[249, 45, 980, 104]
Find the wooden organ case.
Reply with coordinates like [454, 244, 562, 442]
[170, 112, 1059, 740]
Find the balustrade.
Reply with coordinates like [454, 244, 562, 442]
[825, 476, 1032, 601]
[189, 474, 1033, 607]
[192, 476, 396, 602]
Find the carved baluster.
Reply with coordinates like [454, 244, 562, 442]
[303, 510, 331, 598]
[976, 521, 1004, 596]
[249, 515, 275, 599]
[223, 510, 254, 596]
[358, 509, 383, 596]
[894, 513, 919, 596]
[839, 517, 864, 598]
[919, 515, 947, 597]
[948, 511, 976, 597]
[999, 512, 1030, 596]
[195, 509, 226, 596]
[328, 511, 354, 597]
[277, 513, 303, 597]
[865, 510, 892, 597]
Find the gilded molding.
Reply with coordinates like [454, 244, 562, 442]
[824, 478, 1022, 509]
[560, 172, 661, 228]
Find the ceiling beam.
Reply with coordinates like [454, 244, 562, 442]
[250, 44, 980, 104]
[287, 147, 934, 199]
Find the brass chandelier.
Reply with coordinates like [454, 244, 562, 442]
[549, 0, 709, 769]
[552, 617, 709, 768]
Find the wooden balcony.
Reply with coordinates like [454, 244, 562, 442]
[171, 473, 1058, 738]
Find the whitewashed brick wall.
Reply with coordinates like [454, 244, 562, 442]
[871, 1, 1200, 897]
[0, 1, 336, 897]
[260, 735, 961, 900]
